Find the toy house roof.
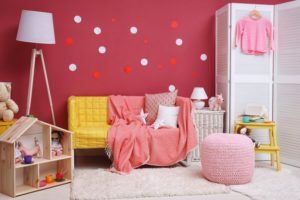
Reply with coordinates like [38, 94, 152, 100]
[0, 117, 72, 144]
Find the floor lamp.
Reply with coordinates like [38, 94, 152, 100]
[16, 10, 56, 125]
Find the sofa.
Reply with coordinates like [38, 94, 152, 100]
[68, 96, 111, 149]
[68, 95, 197, 162]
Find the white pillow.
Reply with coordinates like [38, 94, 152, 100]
[152, 105, 180, 129]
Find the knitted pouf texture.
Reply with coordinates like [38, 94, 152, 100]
[200, 133, 255, 185]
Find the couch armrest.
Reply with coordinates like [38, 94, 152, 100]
[68, 96, 78, 131]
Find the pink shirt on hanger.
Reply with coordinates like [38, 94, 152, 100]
[235, 16, 273, 55]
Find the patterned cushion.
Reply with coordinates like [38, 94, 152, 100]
[145, 90, 177, 125]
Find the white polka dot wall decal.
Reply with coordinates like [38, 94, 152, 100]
[94, 27, 101, 35]
[200, 53, 208, 61]
[169, 85, 176, 92]
[175, 38, 183, 46]
[141, 58, 148, 66]
[74, 16, 82, 23]
[69, 64, 77, 71]
[98, 46, 106, 54]
[130, 26, 138, 34]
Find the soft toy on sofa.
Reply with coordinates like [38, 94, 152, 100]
[237, 125, 260, 148]
[0, 83, 19, 122]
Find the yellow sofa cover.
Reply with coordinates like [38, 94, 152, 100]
[68, 96, 110, 149]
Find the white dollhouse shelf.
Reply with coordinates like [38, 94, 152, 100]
[0, 117, 73, 197]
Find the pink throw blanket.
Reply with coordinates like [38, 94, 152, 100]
[107, 95, 197, 174]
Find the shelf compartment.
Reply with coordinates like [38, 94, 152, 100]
[51, 127, 72, 159]
[39, 158, 72, 189]
[15, 155, 72, 168]
[15, 165, 39, 196]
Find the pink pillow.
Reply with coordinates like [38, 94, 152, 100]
[145, 90, 177, 125]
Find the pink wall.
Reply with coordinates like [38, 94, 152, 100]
[0, 0, 288, 128]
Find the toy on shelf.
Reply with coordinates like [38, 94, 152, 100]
[208, 94, 224, 111]
[56, 168, 66, 182]
[0, 83, 19, 122]
[236, 125, 260, 148]
[51, 131, 63, 156]
[15, 137, 42, 163]
[45, 175, 54, 183]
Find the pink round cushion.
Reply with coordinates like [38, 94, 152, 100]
[200, 133, 255, 185]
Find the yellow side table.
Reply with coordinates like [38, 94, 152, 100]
[0, 119, 17, 136]
[234, 121, 281, 171]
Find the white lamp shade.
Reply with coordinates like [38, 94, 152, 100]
[190, 87, 208, 100]
[16, 10, 55, 44]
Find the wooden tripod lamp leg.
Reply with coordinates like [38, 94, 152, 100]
[26, 48, 56, 126]
[26, 49, 38, 116]
[40, 50, 56, 125]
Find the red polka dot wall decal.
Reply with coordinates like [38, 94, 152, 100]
[170, 20, 178, 29]
[170, 58, 177, 65]
[192, 71, 199, 78]
[124, 66, 133, 74]
[65, 37, 73, 45]
[93, 71, 101, 79]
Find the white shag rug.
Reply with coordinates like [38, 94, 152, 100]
[71, 165, 229, 200]
[71, 165, 300, 200]
[231, 166, 300, 200]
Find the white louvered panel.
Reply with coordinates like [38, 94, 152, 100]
[274, 1, 300, 167]
[216, 4, 230, 132]
[277, 6, 300, 75]
[275, 84, 300, 166]
[216, 5, 229, 78]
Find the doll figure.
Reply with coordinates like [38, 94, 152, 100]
[51, 131, 63, 156]
[17, 137, 42, 157]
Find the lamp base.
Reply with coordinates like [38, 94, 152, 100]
[193, 100, 205, 109]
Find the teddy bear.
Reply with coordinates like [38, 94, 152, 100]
[237, 125, 260, 148]
[208, 94, 224, 111]
[0, 83, 19, 122]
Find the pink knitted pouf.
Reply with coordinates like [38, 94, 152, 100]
[200, 133, 255, 185]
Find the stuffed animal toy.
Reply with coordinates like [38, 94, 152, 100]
[237, 125, 260, 148]
[208, 94, 224, 111]
[51, 131, 63, 156]
[0, 83, 19, 122]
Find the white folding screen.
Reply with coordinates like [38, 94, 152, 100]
[274, 1, 300, 167]
[216, 3, 274, 160]
[216, 2, 300, 165]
